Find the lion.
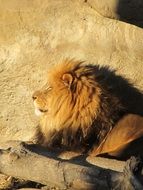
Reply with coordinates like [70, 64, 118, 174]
[32, 59, 143, 159]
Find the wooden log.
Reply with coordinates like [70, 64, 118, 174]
[0, 141, 142, 190]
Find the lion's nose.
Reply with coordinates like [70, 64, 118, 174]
[32, 92, 38, 100]
[32, 95, 37, 100]
[32, 91, 41, 101]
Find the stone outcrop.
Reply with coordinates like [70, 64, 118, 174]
[87, 0, 143, 27]
[0, 0, 143, 141]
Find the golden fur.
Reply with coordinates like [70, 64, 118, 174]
[32, 59, 142, 153]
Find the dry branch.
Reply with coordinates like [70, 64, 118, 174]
[0, 141, 143, 190]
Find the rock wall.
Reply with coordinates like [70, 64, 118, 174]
[0, 0, 143, 141]
[87, 0, 143, 27]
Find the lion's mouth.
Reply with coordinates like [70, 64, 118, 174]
[39, 108, 48, 113]
[34, 107, 48, 116]
[33, 101, 48, 116]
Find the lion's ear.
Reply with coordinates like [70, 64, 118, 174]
[62, 73, 73, 87]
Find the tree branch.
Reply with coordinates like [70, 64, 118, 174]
[0, 141, 142, 190]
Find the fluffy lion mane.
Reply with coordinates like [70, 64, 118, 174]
[32, 59, 143, 153]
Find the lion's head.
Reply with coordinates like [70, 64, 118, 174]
[32, 59, 124, 150]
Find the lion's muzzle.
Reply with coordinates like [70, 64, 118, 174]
[32, 91, 48, 116]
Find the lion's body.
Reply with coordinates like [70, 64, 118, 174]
[32, 59, 143, 153]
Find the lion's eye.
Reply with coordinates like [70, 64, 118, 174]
[46, 87, 52, 91]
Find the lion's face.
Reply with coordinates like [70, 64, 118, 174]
[32, 59, 101, 135]
[32, 85, 53, 116]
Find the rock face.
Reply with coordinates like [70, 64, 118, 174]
[0, 0, 143, 141]
[87, 0, 143, 27]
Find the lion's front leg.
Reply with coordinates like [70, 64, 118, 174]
[32, 126, 63, 150]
